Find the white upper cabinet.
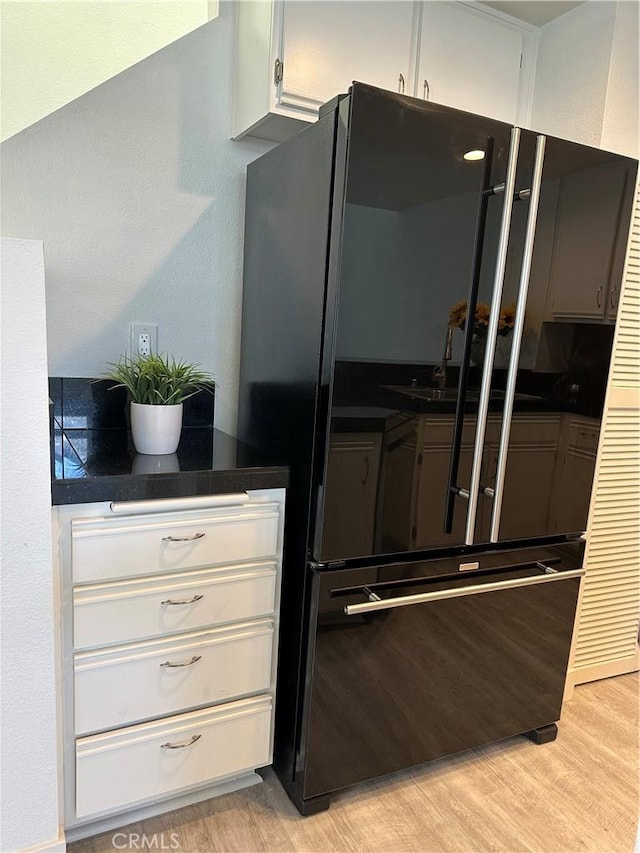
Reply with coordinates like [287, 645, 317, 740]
[417, 2, 525, 123]
[233, 0, 417, 141]
[278, 1, 416, 115]
[232, 1, 532, 142]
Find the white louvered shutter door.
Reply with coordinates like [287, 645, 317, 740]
[570, 181, 640, 687]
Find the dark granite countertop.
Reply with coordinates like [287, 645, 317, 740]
[52, 426, 288, 505]
[49, 378, 288, 505]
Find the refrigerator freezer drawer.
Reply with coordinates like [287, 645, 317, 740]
[303, 561, 582, 800]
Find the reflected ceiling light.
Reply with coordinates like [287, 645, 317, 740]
[464, 149, 485, 161]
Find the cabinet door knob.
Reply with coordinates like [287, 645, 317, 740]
[596, 285, 603, 308]
[162, 532, 206, 542]
[398, 73, 405, 94]
[161, 733, 202, 750]
[610, 286, 617, 310]
[423, 79, 430, 100]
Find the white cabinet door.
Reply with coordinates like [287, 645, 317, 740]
[71, 503, 279, 583]
[418, 2, 523, 123]
[73, 561, 277, 649]
[74, 621, 274, 734]
[233, 0, 416, 140]
[278, 0, 416, 113]
[76, 696, 272, 819]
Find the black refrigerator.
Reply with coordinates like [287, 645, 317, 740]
[238, 83, 636, 815]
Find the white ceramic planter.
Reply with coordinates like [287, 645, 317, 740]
[130, 402, 183, 455]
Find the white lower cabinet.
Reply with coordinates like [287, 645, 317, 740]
[76, 696, 273, 819]
[54, 489, 285, 836]
[74, 620, 274, 735]
[73, 561, 277, 649]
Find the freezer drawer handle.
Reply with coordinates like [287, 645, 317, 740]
[160, 734, 202, 750]
[343, 568, 584, 616]
[160, 594, 204, 606]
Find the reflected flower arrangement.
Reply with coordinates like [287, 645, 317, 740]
[448, 300, 517, 365]
[449, 300, 516, 337]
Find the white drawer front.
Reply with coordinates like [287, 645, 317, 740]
[72, 504, 279, 583]
[76, 695, 272, 819]
[74, 621, 274, 735]
[73, 561, 277, 649]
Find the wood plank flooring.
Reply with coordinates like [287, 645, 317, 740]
[71, 673, 639, 853]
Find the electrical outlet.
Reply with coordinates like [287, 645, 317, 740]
[130, 323, 158, 357]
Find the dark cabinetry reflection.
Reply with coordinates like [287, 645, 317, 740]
[322, 408, 599, 561]
[321, 433, 382, 558]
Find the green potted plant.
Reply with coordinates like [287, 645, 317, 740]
[105, 352, 214, 455]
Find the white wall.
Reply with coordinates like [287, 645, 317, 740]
[0, 239, 60, 852]
[531, 1, 616, 146]
[1, 2, 273, 434]
[0, 0, 217, 142]
[601, 0, 639, 158]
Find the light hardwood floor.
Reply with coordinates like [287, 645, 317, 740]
[71, 673, 639, 853]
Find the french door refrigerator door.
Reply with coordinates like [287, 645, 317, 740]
[477, 135, 637, 545]
[301, 543, 584, 800]
[315, 84, 636, 563]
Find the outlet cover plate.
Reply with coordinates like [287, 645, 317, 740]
[130, 323, 158, 356]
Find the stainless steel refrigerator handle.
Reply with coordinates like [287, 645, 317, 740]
[490, 134, 547, 543]
[465, 127, 521, 546]
[344, 567, 584, 615]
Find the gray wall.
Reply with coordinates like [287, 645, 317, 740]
[1, 1, 273, 434]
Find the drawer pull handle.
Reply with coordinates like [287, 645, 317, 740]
[160, 733, 202, 750]
[160, 655, 202, 668]
[162, 533, 206, 542]
[160, 594, 204, 606]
